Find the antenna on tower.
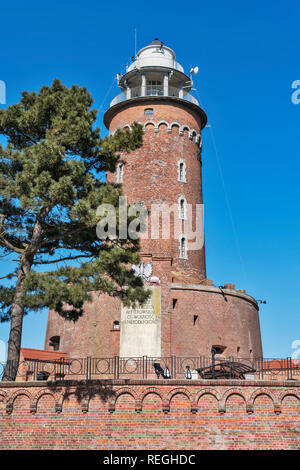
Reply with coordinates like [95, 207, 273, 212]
[134, 28, 137, 58]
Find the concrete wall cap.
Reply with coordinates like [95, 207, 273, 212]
[170, 282, 259, 308]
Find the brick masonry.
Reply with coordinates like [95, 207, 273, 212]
[44, 98, 263, 359]
[0, 380, 299, 450]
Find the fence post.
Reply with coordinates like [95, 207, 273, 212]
[142, 356, 147, 379]
[33, 360, 37, 381]
[172, 355, 176, 379]
[114, 356, 119, 379]
[287, 357, 293, 380]
[86, 356, 91, 381]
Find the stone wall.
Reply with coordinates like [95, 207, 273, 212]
[0, 379, 299, 450]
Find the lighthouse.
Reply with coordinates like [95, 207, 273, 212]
[45, 39, 263, 360]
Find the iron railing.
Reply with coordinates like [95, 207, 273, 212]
[1, 356, 299, 382]
[110, 87, 200, 107]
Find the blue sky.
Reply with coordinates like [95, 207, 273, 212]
[0, 0, 299, 358]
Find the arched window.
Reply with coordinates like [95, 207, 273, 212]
[117, 162, 124, 183]
[144, 108, 154, 116]
[177, 159, 186, 182]
[178, 196, 187, 220]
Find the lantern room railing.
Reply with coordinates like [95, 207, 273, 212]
[109, 86, 200, 108]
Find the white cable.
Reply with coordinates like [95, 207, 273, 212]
[98, 77, 116, 112]
[194, 89, 248, 284]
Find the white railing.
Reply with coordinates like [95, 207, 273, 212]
[109, 86, 199, 107]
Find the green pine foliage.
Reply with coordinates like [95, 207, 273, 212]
[0, 79, 150, 378]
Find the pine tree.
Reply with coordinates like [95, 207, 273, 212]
[0, 79, 149, 381]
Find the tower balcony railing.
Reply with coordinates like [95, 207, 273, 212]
[109, 86, 200, 108]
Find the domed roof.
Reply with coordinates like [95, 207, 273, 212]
[149, 38, 164, 46]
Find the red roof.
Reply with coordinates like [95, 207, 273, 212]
[261, 359, 300, 370]
[20, 348, 68, 362]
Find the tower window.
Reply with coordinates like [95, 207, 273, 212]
[212, 345, 226, 355]
[117, 162, 124, 183]
[146, 80, 163, 96]
[178, 159, 186, 182]
[144, 108, 154, 116]
[113, 321, 120, 330]
[49, 336, 60, 351]
[179, 236, 188, 259]
[178, 196, 187, 220]
[193, 315, 198, 325]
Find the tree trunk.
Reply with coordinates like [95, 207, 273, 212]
[2, 207, 49, 381]
[2, 259, 31, 381]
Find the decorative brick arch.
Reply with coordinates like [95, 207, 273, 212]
[196, 134, 202, 146]
[157, 120, 169, 131]
[32, 389, 57, 413]
[56, 387, 85, 412]
[109, 387, 138, 414]
[137, 387, 164, 413]
[143, 121, 157, 132]
[179, 124, 190, 136]
[169, 122, 181, 133]
[167, 387, 192, 403]
[220, 388, 248, 414]
[189, 129, 197, 140]
[249, 388, 280, 414]
[138, 387, 164, 403]
[0, 389, 7, 403]
[195, 388, 221, 404]
[161, 387, 192, 414]
[118, 121, 201, 146]
[6, 389, 33, 414]
[193, 388, 221, 414]
[250, 388, 276, 404]
[279, 391, 300, 404]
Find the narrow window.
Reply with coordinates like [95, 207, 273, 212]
[172, 299, 178, 309]
[212, 345, 226, 355]
[180, 199, 184, 219]
[179, 236, 187, 259]
[144, 108, 154, 116]
[179, 163, 184, 180]
[178, 196, 187, 220]
[193, 315, 198, 325]
[49, 336, 60, 351]
[178, 159, 186, 182]
[113, 321, 120, 330]
[117, 162, 124, 183]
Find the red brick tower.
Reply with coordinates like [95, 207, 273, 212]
[45, 39, 263, 360]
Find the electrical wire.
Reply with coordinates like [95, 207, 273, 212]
[195, 89, 248, 285]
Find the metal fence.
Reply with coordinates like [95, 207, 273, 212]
[1, 356, 300, 382]
[109, 88, 200, 108]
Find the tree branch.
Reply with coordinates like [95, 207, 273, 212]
[0, 272, 17, 280]
[0, 235, 25, 254]
[33, 253, 91, 265]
